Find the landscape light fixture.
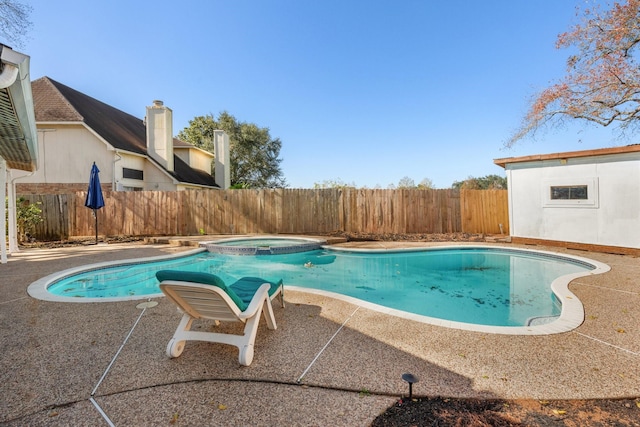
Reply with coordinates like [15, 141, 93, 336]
[401, 373, 419, 400]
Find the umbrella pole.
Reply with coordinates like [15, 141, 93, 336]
[94, 209, 98, 244]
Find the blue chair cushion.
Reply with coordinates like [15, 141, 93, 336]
[229, 277, 283, 306]
[156, 270, 248, 311]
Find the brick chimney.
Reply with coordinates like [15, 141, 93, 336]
[145, 100, 174, 172]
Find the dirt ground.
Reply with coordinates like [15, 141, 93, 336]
[371, 397, 640, 427]
[328, 231, 489, 243]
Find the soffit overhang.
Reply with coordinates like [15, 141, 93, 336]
[0, 46, 38, 171]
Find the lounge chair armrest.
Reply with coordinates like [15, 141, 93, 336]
[237, 283, 272, 319]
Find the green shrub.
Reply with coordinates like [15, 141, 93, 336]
[5, 197, 43, 242]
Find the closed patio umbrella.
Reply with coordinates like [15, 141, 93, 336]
[85, 162, 105, 244]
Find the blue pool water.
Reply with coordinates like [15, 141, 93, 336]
[46, 247, 595, 327]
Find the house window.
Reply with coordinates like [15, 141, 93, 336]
[123, 168, 143, 180]
[543, 178, 598, 208]
[550, 185, 588, 200]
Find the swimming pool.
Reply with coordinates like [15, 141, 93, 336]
[28, 244, 610, 334]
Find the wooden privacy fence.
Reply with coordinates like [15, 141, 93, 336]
[22, 188, 508, 240]
[18, 193, 70, 241]
[460, 189, 509, 235]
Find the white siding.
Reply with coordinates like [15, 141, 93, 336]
[24, 123, 217, 192]
[20, 125, 114, 184]
[143, 161, 176, 191]
[116, 154, 146, 190]
[26, 124, 184, 191]
[174, 147, 213, 173]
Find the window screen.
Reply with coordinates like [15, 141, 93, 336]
[550, 185, 588, 200]
[123, 168, 143, 180]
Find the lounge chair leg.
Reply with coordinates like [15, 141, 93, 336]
[166, 314, 193, 358]
[237, 306, 264, 366]
[263, 298, 278, 330]
[167, 338, 185, 358]
[239, 344, 254, 366]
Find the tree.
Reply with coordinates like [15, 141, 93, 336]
[417, 178, 435, 189]
[394, 176, 434, 189]
[0, 1, 32, 48]
[397, 176, 415, 188]
[507, 0, 640, 147]
[452, 174, 507, 190]
[177, 115, 216, 153]
[178, 112, 287, 188]
[313, 178, 357, 189]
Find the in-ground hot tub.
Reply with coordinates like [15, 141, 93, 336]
[201, 236, 326, 255]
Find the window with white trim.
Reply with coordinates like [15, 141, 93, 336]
[543, 178, 599, 208]
[550, 185, 588, 200]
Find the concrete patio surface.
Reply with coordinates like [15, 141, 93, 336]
[1, 238, 638, 426]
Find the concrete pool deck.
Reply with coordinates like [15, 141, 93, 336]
[1, 238, 638, 425]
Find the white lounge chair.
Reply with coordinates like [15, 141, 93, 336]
[156, 271, 284, 366]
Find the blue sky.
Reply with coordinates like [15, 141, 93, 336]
[20, 0, 623, 188]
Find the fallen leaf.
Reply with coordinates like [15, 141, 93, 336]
[169, 412, 179, 424]
[617, 328, 626, 333]
[218, 403, 227, 410]
[552, 409, 566, 415]
[49, 411, 59, 417]
[538, 400, 549, 406]
[635, 401, 640, 408]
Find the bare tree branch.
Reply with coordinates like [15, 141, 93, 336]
[507, 0, 640, 147]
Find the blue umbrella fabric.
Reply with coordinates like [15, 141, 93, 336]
[85, 162, 105, 243]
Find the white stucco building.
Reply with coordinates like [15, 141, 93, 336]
[495, 145, 640, 253]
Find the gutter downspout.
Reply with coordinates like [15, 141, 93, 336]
[8, 169, 35, 253]
[1, 159, 6, 263]
[112, 151, 122, 191]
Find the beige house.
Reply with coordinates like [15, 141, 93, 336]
[14, 77, 228, 194]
